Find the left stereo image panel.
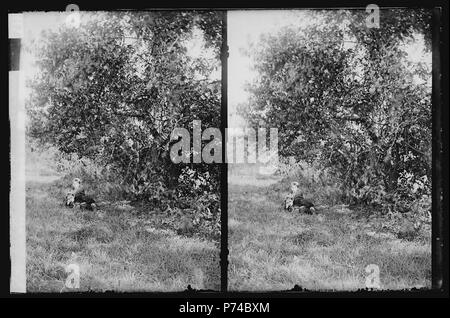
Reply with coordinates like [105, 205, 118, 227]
[10, 10, 223, 292]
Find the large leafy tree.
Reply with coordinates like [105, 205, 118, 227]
[241, 9, 432, 208]
[28, 11, 222, 202]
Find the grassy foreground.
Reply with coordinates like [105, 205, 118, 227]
[26, 148, 220, 292]
[228, 165, 431, 291]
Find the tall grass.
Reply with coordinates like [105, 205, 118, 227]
[228, 162, 431, 291]
[25, 139, 220, 292]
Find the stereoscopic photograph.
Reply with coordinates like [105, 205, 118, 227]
[14, 10, 222, 292]
[9, 5, 444, 297]
[228, 9, 433, 291]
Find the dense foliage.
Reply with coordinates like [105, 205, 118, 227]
[240, 9, 432, 213]
[27, 11, 222, 231]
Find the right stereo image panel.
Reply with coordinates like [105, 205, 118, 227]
[227, 9, 433, 291]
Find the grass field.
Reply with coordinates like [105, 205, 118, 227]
[228, 165, 431, 291]
[26, 147, 220, 292]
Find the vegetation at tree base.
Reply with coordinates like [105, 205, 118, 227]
[27, 11, 222, 238]
[239, 9, 432, 216]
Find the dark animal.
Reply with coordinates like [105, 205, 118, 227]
[65, 178, 97, 211]
[293, 194, 315, 214]
[284, 182, 315, 214]
[65, 191, 97, 211]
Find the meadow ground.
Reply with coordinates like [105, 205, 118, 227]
[228, 164, 431, 291]
[26, 148, 220, 292]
